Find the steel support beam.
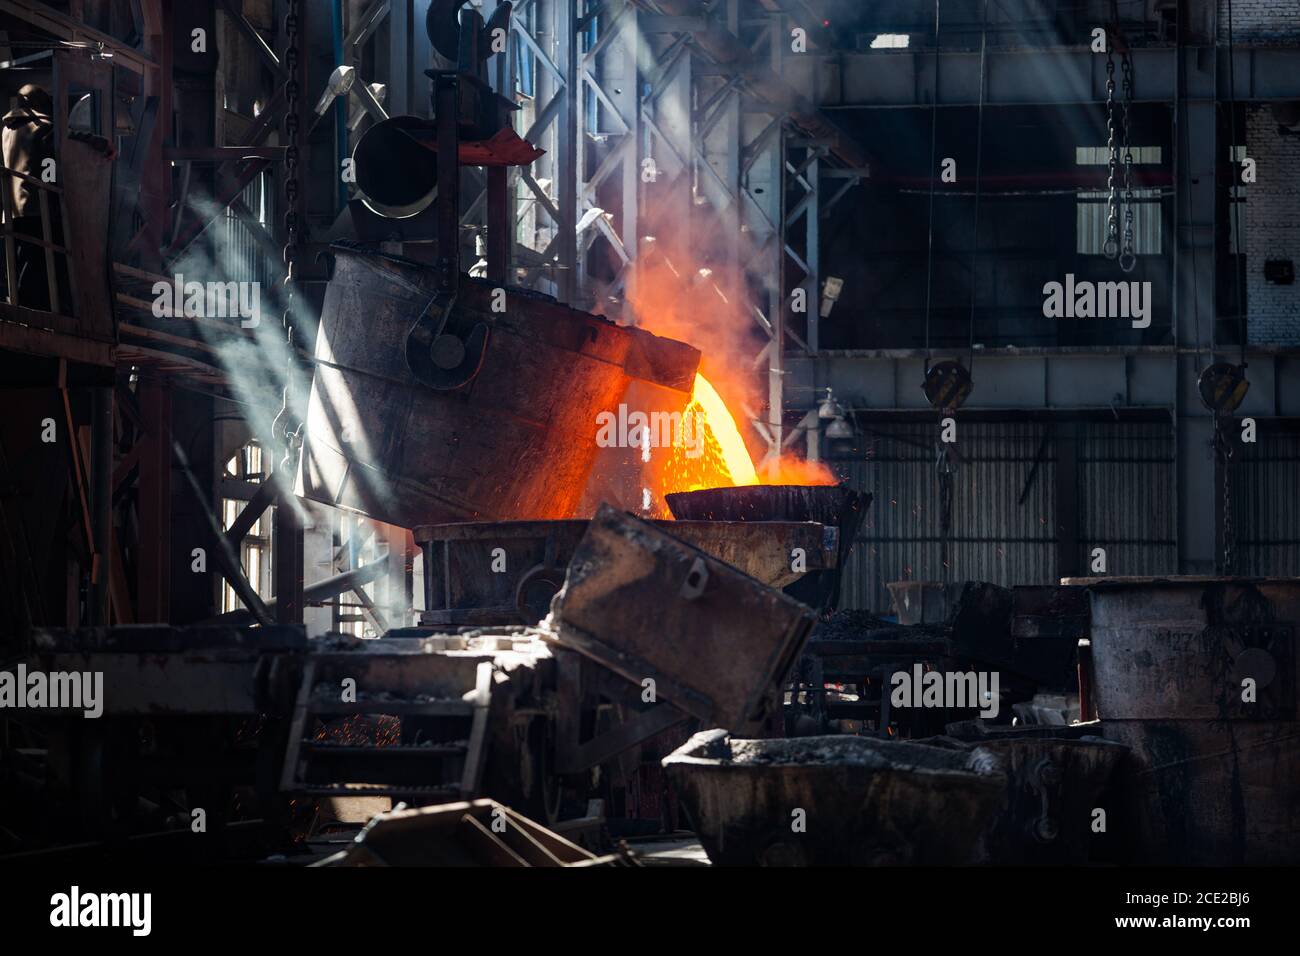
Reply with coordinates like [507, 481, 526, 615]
[812, 46, 1300, 109]
[135, 378, 172, 622]
[1174, 0, 1221, 576]
[206, 554, 391, 626]
[88, 386, 113, 625]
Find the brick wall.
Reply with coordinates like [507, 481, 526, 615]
[1246, 106, 1300, 345]
[1217, 0, 1300, 44]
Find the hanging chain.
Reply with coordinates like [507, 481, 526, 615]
[1118, 47, 1137, 273]
[935, 423, 958, 583]
[1214, 413, 1237, 574]
[274, 0, 305, 466]
[281, 0, 300, 274]
[1103, 50, 1119, 260]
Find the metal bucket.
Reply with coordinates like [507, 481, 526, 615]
[297, 245, 700, 529]
[1078, 576, 1300, 864]
[662, 730, 1005, 865]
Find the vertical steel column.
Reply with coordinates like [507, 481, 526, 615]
[780, 142, 820, 463]
[136, 378, 172, 622]
[1174, 0, 1220, 575]
[142, 0, 171, 271]
[803, 152, 820, 353]
[487, 165, 509, 283]
[435, 74, 462, 291]
[556, 0, 579, 305]
[88, 385, 113, 625]
[611, 2, 640, 321]
[511, 0, 642, 309]
[577, 0, 639, 312]
[769, 123, 786, 461]
[512, 0, 574, 295]
[485, 0, 516, 286]
[387, 0, 411, 115]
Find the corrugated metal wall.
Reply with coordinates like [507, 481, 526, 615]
[838, 419, 1177, 612]
[1076, 421, 1177, 575]
[1234, 426, 1300, 577]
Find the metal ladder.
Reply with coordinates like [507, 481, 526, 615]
[280, 659, 493, 801]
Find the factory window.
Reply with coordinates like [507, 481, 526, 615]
[223, 171, 272, 286]
[1075, 146, 1163, 256]
[333, 513, 385, 638]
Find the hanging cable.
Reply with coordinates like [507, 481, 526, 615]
[922, 0, 941, 363]
[967, 0, 988, 367]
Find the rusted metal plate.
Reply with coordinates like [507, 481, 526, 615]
[664, 483, 867, 530]
[298, 246, 699, 529]
[314, 799, 610, 867]
[930, 728, 1128, 864]
[1105, 720, 1300, 865]
[547, 505, 818, 734]
[1086, 578, 1296, 720]
[414, 518, 835, 626]
[663, 730, 1005, 865]
[1083, 577, 1300, 864]
[667, 521, 834, 589]
[665, 484, 870, 610]
[30, 624, 306, 653]
[24, 626, 308, 716]
[25, 652, 297, 716]
[307, 632, 539, 704]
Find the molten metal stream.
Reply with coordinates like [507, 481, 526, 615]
[692, 374, 759, 486]
[655, 373, 837, 500]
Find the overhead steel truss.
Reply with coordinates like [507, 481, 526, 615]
[478, 0, 865, 464]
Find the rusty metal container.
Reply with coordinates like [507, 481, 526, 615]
[1075, 576, 1300, 864]
[664, 485, 870, 609]
[933, 724, 1129, 864]
[662, 730, 1005, 865]
[413, 518, 837, 627]
[297, 245, 700, 529]
[664, 484, 866, 530]
[548, 505, 818, 735]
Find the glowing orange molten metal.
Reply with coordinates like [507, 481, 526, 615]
[606, 221, 838, 503]
[657, 374, 836, 497]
